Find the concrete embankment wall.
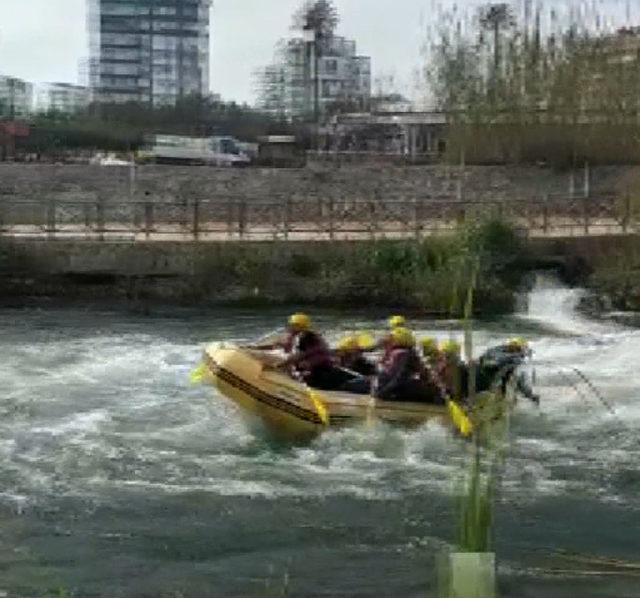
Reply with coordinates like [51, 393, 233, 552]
[0, 162, 630, 203]
[0, 239, 383, 305]
[2, 235, 638, 310]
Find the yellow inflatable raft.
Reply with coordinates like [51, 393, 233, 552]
[200, 343, 470, 439]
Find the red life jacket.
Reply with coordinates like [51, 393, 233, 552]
[281, 331, 297, 354]
[380, 344, 396, 371]
[381, 347, 419, 377]
[295, 331, 335, 373]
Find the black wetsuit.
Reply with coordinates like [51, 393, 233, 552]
[476, 346, 538, 403]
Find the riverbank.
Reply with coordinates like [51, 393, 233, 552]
[0, 222, 526, 315]
[574, 236, 640, 317]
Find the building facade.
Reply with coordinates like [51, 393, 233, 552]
[88, 0, 211, 106]
[259, 34, 371, 121]
[0, 76, 34, 118]
[36, 83, 91, 114]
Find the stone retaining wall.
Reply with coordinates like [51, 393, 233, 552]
[0, 163, 629, 204]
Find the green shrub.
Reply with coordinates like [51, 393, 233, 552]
[289, 253, 321, 278]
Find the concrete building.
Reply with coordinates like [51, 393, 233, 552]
[36, 83, 91, 114]
[324, 111, 448, 161]
[88, 0, 212, 106]
[0, 75, 34, 118]
[259, 34, 371, 121]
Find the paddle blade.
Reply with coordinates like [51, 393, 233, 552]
[189, 362, 207, 384]
[309, 390, 330, 426]
[448, 400, 474, 437]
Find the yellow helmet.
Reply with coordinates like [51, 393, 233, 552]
[506, 337, 527, 352]
[355, 332, 376, 350]
[388, 315, 406, 329]
[439, 339, 461, 357]
[336, 335, 358, 352]
[390, 327, 415, 348]
[420, 336, 438, 355]
[288, 313, 311, 330]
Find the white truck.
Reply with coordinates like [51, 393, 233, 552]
[137, 135, 251, 167]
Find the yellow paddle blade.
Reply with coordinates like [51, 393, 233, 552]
[189, 362, 207, 384]
[308, 390, 330, 426]
[447, 399, 474, 438]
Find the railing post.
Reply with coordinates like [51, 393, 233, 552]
[328, 197, 334, 240]
[96, 198, 105, 241]
[413, 197, 421, 240]
[193, 198, 200, 240]
[283, 197, 290, 241]
[227, 200, 235, 239]
[46, 199, 56, 239]
[238, 199, 246, 239]
[583, 195, 590, 236]
[542, 194, 550, 235]
[316, 197, 323, 237]
[623, 192, 631, 234]
[144, 201, 154, 240]
[369, 199, 376, 239]
[584, 161, 590, 198]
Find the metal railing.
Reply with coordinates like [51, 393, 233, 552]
[0, 192, 633, 241]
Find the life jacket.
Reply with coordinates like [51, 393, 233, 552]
[381, 347, 421, 379]
[380, 343, 397, 371]
[376, 347, 424, 401]
[294, 331, 335, 373]
[420, 363, 448, 401]
[281, 331, 297, 354]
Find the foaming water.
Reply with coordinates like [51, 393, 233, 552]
[0, 298, 638, 596]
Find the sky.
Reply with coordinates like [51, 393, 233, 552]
[0, 0, 636, 105]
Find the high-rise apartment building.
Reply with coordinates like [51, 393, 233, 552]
[0, 75, 34, 118]
[88, 0, 212, 106]
[258, 34, 371, 121]
[36, 83, 91, 115]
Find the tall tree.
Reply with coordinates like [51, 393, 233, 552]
[480, 3, 515, 103]
[293, 0, 339, 41]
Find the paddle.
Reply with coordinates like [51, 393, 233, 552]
[308, 389, 330, 426]
[447, 398, 474, 438]
[189, 362, 207, 384]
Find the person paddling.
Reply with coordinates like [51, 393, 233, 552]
[476, 337, 539, 404]
[335, 335, 377, 377]
[253, 313, 349, 391]
[375, 327, 425, 402]
[437, 339, 469, 401]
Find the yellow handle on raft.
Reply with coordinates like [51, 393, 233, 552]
[447, 399, 474, 438]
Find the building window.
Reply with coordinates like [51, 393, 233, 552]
[324, 59, 338, 74]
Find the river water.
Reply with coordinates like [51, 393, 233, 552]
[1, 279, 638, 597]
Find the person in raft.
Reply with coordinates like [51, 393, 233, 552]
[363, 314, 410, 357]
[334, 335, 377, 377]
[436, 340, 469, 401]
[252, 313, 351, 391]
[476, 337, 539, 404]
[374, 327, 429, 402]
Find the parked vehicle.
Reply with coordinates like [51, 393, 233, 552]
[137, 134, 251, 166]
